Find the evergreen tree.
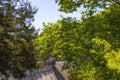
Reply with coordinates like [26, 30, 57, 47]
[0, 0, 39, 79]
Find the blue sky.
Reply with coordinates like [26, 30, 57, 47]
[29, 0, 81, 30]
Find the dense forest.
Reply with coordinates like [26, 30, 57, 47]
[0, 0, 120, 80]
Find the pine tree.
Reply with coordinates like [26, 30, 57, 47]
[0, 0, 39, 79]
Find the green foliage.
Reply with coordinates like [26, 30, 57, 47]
[36, 4, 120, 80]
[0, 0, 39, 79]
[56, 0, 120, 18]
[104, 49, 120, 73]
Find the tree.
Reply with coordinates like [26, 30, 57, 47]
[55, 0, 120, 17]
[0, 0, 39, 79]
[35, 5, 120, 80]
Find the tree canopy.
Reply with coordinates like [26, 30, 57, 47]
[35, 4, 120, 80]
[56, 0, 120, 17]
[0, 0, 39, 79]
